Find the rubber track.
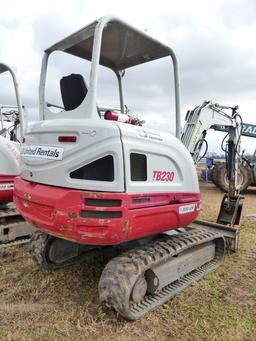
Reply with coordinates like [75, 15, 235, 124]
[29, 231, 102, 270]
[99, 229, 225, 320]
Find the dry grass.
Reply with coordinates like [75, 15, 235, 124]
[0, 183, 256, 341]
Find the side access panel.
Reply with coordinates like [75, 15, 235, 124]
[118, 124, 199, 194]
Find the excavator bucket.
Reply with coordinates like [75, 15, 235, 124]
[188, 193, 244, 254]
[217, 193, 244, 227]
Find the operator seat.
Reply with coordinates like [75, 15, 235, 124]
[60, 73, 88, 111]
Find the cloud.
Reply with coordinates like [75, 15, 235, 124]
[0, 0, 255, 153]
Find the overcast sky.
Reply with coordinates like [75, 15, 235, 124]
[0, 0, 256, 153]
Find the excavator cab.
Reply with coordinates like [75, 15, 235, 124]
[38, 17, 180, 126]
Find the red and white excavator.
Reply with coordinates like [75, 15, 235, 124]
[0, 63, 34, 247]
[14, 16, 244, 319]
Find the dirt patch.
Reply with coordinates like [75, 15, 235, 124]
[0, 303, 52, 313]
[199, 180, 256, 216]
[0, 244, 30, 266]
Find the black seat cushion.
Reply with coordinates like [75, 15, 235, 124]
[60, 74, 88, 111]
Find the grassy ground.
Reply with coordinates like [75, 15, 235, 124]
[0, 183, 256, 340]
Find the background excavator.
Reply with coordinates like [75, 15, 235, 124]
[14, 16, 244, 320]
[205, 123, 256, 192]
[0, 63, 34, 247]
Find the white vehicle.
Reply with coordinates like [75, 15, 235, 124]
[0, 63, 24, 204]
[0, 63, 34, 247]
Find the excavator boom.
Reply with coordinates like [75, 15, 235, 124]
[181, 101, 244, 226]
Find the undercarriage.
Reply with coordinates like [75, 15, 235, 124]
[28, 220, 240, 320]
[99, 228, 225, 320]
[0, 203, 34, 248]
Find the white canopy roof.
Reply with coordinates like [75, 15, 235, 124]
[46, 16, 172, 71]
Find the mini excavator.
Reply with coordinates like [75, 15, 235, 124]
[14, 16, 243, 319]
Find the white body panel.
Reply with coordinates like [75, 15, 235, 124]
[119, 124, 199, 193]
[0, 136, 20, 174]
[20, 119, 199, 194]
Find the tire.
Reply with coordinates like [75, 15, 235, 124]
[215, 163, 251, 192]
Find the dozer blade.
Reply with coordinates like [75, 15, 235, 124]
[190, 220, 239, 252]
[217, 194, 244, 227]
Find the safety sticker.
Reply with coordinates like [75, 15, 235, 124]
[179, 204, 196, 214]
[21, 145, 64, 161]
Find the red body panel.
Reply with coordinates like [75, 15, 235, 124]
[14, 177, 201, 245]
[0, 174, 17, 204]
